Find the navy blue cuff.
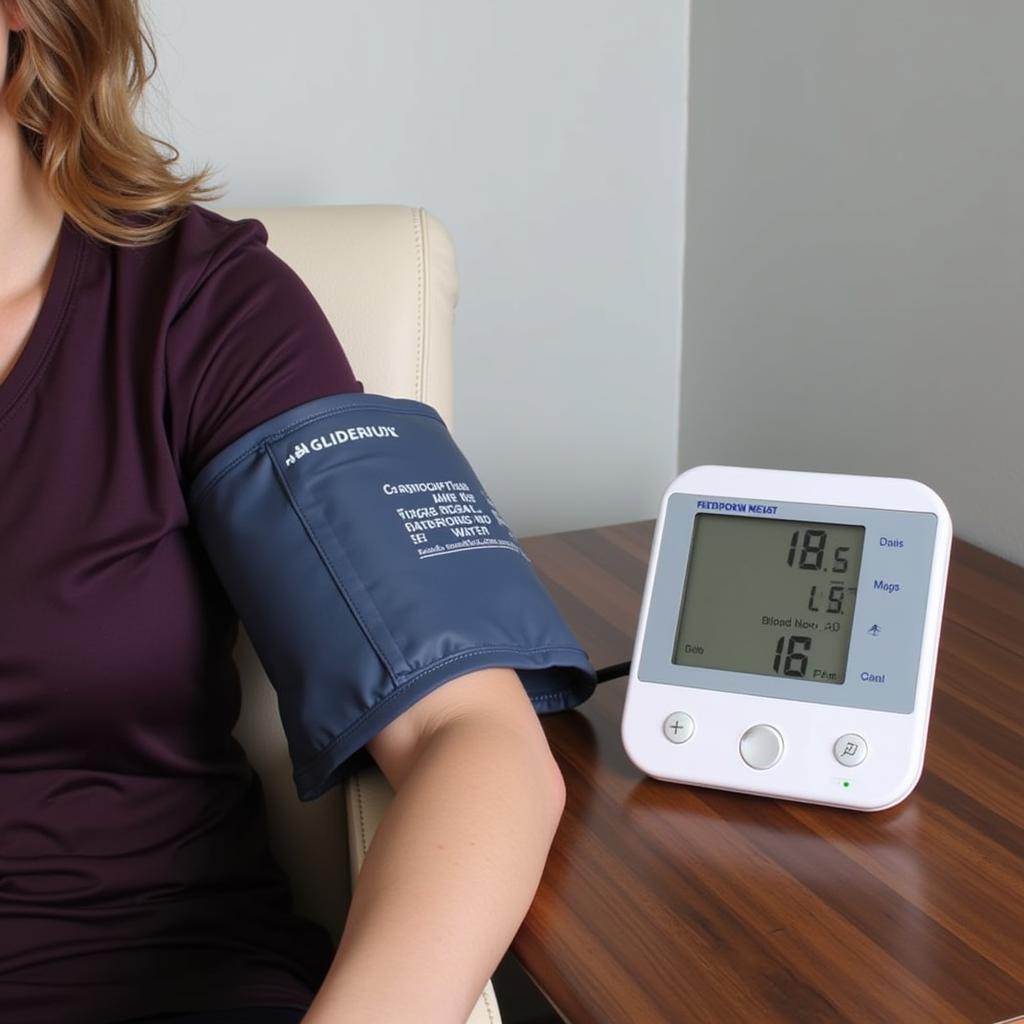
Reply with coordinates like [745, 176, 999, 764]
[188, 392, 597, 801]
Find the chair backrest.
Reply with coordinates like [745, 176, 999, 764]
[207, 204, 459, 944]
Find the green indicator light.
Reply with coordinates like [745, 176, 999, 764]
[842, 781, 851, 789]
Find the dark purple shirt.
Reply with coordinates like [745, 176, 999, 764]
[0, 204, 365, 1023]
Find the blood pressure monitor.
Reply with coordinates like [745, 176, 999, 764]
[621, 465, 952, 811]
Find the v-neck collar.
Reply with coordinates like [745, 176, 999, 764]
[0, 212, 88, 429]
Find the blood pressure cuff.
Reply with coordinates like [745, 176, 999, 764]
[187, 392, 598, 801]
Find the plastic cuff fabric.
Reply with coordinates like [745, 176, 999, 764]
[187, 392, 598, 801]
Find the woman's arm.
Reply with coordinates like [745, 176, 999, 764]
[301, 666, 567, 1024]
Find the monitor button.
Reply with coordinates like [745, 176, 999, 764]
[739, 724, 784, 770]
[833, 733, 868, 767]
[663, 712, 695, 744]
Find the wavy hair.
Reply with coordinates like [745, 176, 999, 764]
[4, 0, 223, 246]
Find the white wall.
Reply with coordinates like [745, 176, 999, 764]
[682, 0, 1024, 565]
[142, 0, 690, 540]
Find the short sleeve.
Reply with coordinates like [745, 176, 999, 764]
[164, 210, 365, 486]
[173, 210, 597, 802]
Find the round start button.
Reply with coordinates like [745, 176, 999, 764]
[739, 724, 785, 770]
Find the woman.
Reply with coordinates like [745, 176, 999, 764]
[2, 3, 592, 1023]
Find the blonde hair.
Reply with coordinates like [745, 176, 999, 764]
[4, 0, 223, 246]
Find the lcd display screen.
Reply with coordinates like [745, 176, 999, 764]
[672, 515, 866, 683]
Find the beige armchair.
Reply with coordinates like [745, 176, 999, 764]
[210, 204, 502, 1023]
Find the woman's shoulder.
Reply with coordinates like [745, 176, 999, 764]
[156, 204, 364, 483]
[101, 203, 275, 317]
[148, 203, 273, 300]
[171, 202, 269, 259]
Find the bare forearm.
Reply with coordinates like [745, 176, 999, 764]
[301, 715, 566, 1024]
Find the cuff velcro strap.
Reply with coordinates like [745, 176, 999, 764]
[187, 392, 597, 801]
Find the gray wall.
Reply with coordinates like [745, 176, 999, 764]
[141, 0, 689, 540]
[683, 0, 1024, 565]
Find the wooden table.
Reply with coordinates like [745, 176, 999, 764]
[515, 520, 1024, 1024]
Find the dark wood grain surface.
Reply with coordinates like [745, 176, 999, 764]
[515, 520, 1024, 1024]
